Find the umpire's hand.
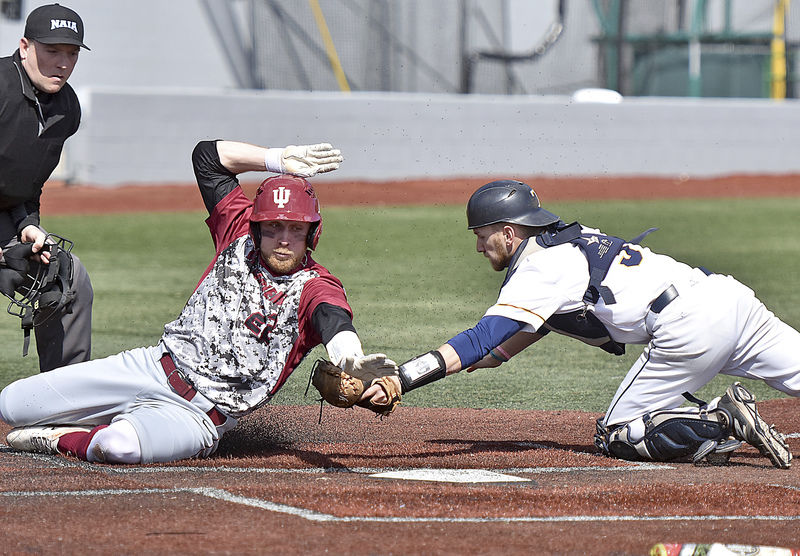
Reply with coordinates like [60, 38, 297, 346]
[20, 225, 52, 264]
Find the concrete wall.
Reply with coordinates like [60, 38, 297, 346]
[66, 88, 800, 186]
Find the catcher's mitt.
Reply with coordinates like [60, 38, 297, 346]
[310, 359, 402, 417]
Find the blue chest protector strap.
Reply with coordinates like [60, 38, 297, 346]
[534, 222, 656, 306]
[536, 222, 621, 305]
[499, 222, 657, 356]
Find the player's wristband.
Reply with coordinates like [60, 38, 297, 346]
[398, 350, 446, 393]
[489, 348, 508, 363]
[264, 148, 284, 173]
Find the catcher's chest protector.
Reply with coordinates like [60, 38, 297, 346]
[503, 221, 655, 355]
[535, 221, 628, 305]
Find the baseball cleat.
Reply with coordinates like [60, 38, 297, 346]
[717, 382, 792, 469]
[6, 425, 93, 455]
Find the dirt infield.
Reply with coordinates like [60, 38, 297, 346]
[2, 174, 800, 555]
[1, 402, 799, 555]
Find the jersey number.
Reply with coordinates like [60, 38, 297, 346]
[618, 246, 642, 267]
[245, 311, 278, 341]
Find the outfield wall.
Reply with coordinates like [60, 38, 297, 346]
[64, 88, 800, 187]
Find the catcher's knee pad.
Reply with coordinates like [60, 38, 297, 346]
[599, 408, 732, 462]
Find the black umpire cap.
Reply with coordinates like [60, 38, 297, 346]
[24, 3, 90, 50]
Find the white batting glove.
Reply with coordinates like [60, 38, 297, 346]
[265, 143, 343, 177]
[341, 353, 398, 381]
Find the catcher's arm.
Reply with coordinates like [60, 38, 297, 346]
[466, 330, 543, 372]
[361, 343, 460, 404]
[363, 326, 542, 403]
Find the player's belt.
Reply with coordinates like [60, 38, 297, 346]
[159, 353, 227, 427]
[649, 285, 679, 314]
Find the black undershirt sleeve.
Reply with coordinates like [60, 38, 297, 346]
[191, 140, 240, 214]
[312, 302, 357, 345]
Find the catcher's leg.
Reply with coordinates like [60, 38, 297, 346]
[603, 272, 743, 428]
[718, 276, 800, 396]
[594, 406, 738, 464]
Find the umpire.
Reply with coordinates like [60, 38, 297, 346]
[0, 4, 93, 371]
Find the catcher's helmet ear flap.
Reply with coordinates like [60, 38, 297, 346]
[250, 174, 323, 250]
[466, 180, 560, 229]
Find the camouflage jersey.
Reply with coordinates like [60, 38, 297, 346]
[161, 176, 350, 418]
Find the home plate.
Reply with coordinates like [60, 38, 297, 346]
[370, 469, 530, 483]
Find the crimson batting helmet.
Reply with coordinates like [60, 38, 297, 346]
[466, 180, 560, 229]
[250, 175, 323, 250]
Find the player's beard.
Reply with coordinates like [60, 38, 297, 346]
[264, 249, 307, 274]
[486, 235, 512, 271]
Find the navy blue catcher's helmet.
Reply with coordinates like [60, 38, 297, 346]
[466, 180, 560, 229]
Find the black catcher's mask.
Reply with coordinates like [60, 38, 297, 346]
[0, 234, 77, 356]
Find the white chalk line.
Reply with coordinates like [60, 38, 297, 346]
[2, 487, 800, 524]
[770, 484, 800, 492]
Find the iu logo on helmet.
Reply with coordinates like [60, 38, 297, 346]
[273, 186, 291, 208]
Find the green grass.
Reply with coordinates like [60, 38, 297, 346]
[2, 197, 799, 413]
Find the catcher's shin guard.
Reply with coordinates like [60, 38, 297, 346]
[595, 408, 733, 463]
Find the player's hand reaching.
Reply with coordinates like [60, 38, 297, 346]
[341, 353, 398, 380]
[280, 143, 343, 177]
[360, 375, 402, 405]
[347, 353, 401, 406]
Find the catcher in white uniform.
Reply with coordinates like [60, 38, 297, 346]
[0, 139, 396, 464]
[380, 179, 797, 468]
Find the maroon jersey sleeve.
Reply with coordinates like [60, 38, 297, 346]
[199, 188, 253, 283]
[206, 188, 253, 253]
[297, 268, 352, 340]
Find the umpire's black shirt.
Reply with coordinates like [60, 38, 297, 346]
[0, 49, 81, 235]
